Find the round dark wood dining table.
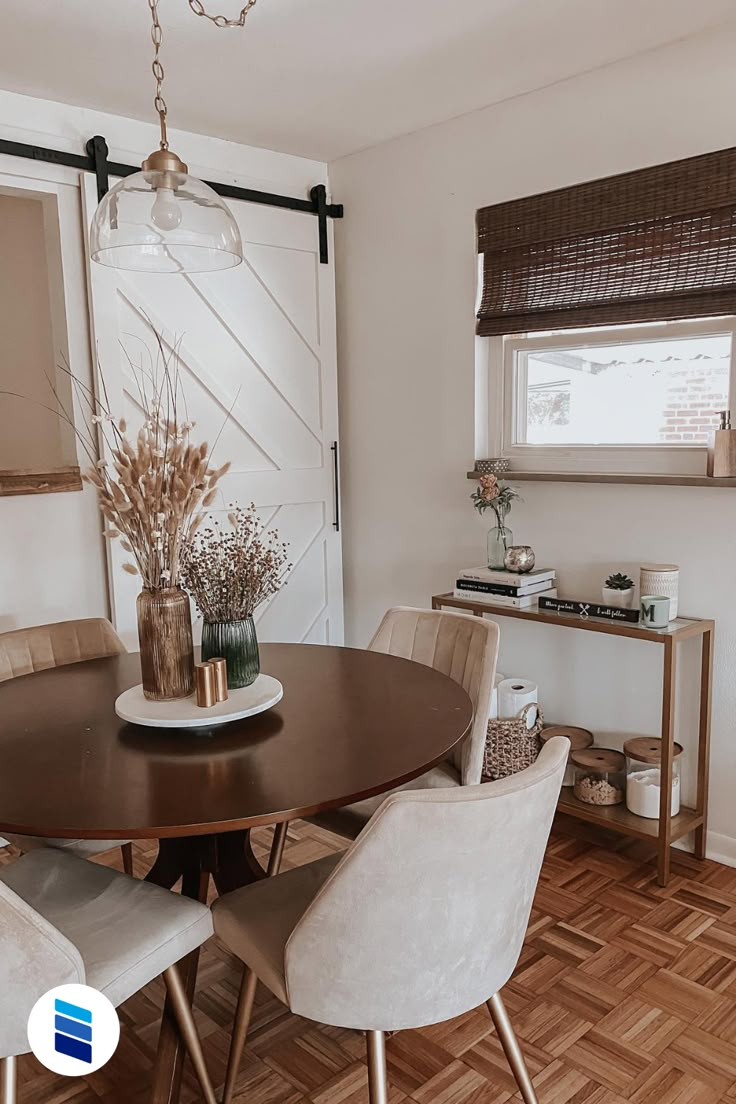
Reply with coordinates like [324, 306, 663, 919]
[0, 641, 472, 1104]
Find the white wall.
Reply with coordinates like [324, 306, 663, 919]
[0, 90, 328, 632]
[331, 26, 736, 862]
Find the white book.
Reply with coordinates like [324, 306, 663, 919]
[458, 567, 556, 587]
[453, 587, 557, 609]
[455, 577, 554, 598]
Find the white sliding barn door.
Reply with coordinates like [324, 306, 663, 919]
[82, 175, 343, 649]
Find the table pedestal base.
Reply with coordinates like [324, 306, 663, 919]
[146, 829, 267, 896]
[146, 830, 266, 1104]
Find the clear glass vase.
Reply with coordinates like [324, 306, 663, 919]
[487, 525, 513, 569]
[201, 617, 260, 689]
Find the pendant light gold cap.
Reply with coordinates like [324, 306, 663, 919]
[142, 147, 188, 175]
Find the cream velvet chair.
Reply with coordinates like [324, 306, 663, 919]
[214, 737, 569, 1104]
[309, 606, 500, 840]
[0, 618, 133, 873]
[0, 847, 216, 1104]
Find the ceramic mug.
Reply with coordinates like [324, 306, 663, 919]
[641, 594, 670, 629]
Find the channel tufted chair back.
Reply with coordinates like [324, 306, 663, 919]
[0, 618, 126, 683]
[368, 606, 499, 785]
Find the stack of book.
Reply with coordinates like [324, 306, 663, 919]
[454, 566, 557, 608]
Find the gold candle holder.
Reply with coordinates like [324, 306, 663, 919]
[208, 657, 229, 703]
[195, 662, 216, 708]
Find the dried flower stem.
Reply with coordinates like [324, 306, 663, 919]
[2, 328, 230, 590]
[183, 504, 291, 621]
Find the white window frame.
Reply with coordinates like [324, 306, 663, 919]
[484, 317, 736, 476]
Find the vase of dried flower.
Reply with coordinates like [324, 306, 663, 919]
[137, 587, 195, 701]
[201, 617, 260, 689]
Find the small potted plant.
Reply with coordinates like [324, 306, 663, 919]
[602, 573, 635, 609]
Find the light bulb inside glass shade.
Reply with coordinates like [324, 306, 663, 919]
[151, 185, 182, 231]
[89, 169, 243, 273]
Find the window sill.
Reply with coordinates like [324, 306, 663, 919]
[466, 470, 736, 488]
[0, 466, 83, 497]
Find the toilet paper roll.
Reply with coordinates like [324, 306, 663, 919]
[498, 678, 539, 729]
[488, 672, 506, 721]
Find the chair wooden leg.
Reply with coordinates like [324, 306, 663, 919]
[267, 822, 288, 877]
[121, 842, 134, 876]
[162, 964, 217, 1104]
[1, 1056, 17, 1104]
[487, 993, 538, 1104]
[366, 1030, 388, 1104]
[222, 967, 258, 1104]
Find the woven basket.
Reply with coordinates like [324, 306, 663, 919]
[483, 704, 544, 781]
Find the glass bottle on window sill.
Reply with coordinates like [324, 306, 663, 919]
[487, 525, 513, 569]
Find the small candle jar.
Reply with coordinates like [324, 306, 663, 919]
[624, 737, 683, 820]
[541, 725, 594, 787]
[571, 748, 626, 806]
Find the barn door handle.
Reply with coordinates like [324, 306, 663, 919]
[331, 441, 340, 532]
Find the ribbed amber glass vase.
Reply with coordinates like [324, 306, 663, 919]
[136, 587, 195, 701]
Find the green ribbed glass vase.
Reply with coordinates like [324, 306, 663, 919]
[201, 617, 260, 689]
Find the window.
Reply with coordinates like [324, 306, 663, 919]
[475, 146, 736, 476]
[485, 318, 736, 475]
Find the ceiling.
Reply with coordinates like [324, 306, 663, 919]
[0, 0, 734, 163]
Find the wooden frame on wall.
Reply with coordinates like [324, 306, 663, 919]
[0, 466, 82, 497]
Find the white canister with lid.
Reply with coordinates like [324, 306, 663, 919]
[640, 564, 679, 620]
[624, 736, 683, 819]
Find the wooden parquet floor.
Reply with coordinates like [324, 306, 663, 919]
[5, 816, 736, 1103]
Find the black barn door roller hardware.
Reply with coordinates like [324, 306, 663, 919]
[0, 133, 343, 264]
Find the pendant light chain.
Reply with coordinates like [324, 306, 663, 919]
[147, 0, 169, 149]
[188, 0, 258, 28]
[90, 0, 246, 271]
[147, 0, 258, 150]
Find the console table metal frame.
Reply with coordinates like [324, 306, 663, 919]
[432, 593, 714, 887]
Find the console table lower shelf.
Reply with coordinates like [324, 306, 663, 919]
[433, 591, 714, 887]
[557, 789, 704, 844]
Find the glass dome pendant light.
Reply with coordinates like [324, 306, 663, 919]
[89, 0, 253, 273]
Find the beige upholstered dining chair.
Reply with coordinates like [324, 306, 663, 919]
[0, 618, 134, 873]
[214, 736, 569, 1104]
[0, 848, 216, 1104]
[309, 606, 499, 840]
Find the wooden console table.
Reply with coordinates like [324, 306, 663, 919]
[432, 592, 714, 886]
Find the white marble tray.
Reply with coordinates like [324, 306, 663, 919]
[114, 674, 283, 728]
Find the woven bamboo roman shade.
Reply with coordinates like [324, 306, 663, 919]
[477, 147, 736, 336]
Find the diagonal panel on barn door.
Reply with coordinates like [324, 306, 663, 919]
[242, 241, 321, 355]
[117, 275, 322, 470]
[253, 503, 329, 643]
